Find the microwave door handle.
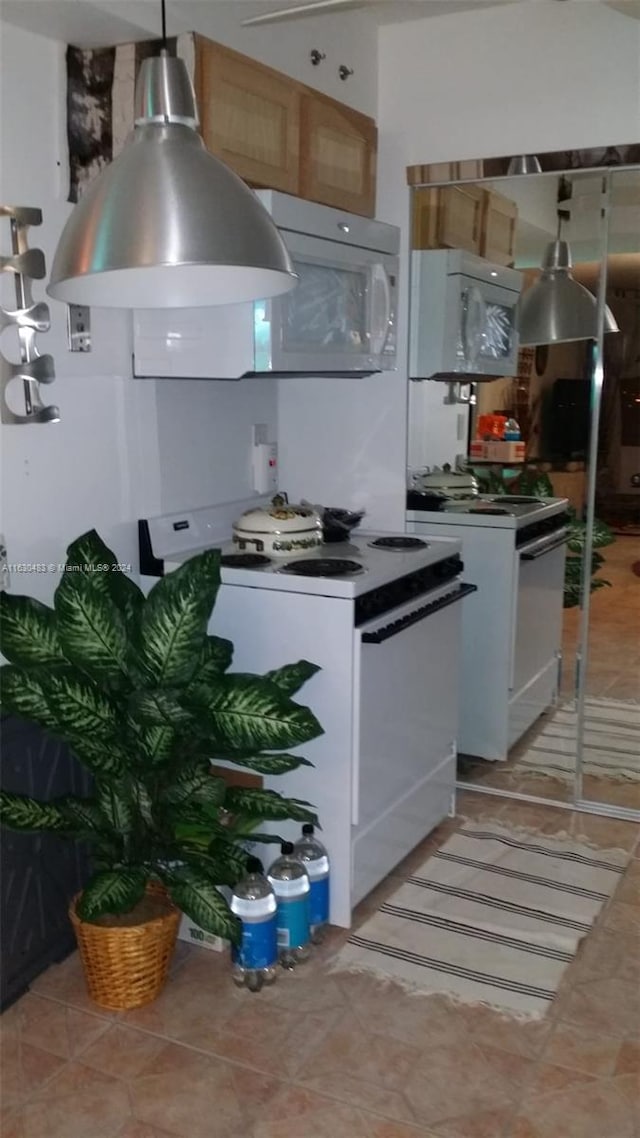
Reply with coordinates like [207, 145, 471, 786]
[369, 264, 392, 357]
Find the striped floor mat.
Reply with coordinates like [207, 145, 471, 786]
[334, 822, 627, 1018]
[514, 697, 640, 783]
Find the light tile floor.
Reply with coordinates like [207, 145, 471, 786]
[458, 534, 640, 810]
[1, 791, 639, 1138]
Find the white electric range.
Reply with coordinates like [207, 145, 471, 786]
[406, 493, 570, 763]
[140, 499, 473, 927]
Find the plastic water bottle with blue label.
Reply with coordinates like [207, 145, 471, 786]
[293, 824, 330, 944]
[230, 857, 278, 992]
[267, 841, 311, 969]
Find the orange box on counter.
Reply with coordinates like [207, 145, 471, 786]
[485, 440, 526, 462]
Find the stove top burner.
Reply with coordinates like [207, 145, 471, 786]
[368, 536, 428, 551]
[220, 553, 272, 568]
[280, 558, 364, 578]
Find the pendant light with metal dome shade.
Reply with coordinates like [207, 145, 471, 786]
[518, 188, 618, 346]
[47, 2, 297, 309]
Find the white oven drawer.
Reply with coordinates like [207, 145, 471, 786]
[352, 752, 456, 908]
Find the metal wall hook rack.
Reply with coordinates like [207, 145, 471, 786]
[0, 205, 59, 424]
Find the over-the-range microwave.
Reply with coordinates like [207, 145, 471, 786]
[133, 191, 400, 380]
[409, 248, 523, 381]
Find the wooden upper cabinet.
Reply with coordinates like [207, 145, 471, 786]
[195, 37, 301, 194]
[299, 93, 377, 218]
[480, 189, 518, 266]
[436, 185, 484, 253]
[193, 35, 377, 216]
[411, 184, 518, 264]
[411, 185, 484, 253]
[412, 187, 440, 249]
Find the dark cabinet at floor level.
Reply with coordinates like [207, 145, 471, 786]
[1, 716, 91, 1010]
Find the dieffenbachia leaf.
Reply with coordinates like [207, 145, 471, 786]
[58, 796, 110, 835]
[64, 530, 143, 626]
[160, 864, 240, 944]
[0, 594, 65, 667]
[67, 735, 129, 779]
[161, 764, 226, 809]
[76, 868, 147, 921]
[182, 844, 250, 888]
[196, 636, 233, 684]
[0, 665, 64, 732]
[220, 752, 313, 775]
[42, 667, 120, 739]
[129, 690, 193, 728]
[133, 550, 221, 688]
[224, 786, 318, 827]
[136, 725, 176, 767]
[0, 790, 68, 832]
[263, 660, 320, 697]
[54, 569, 128, 686]
[97, 781, 135, 834]
[187, 674, 323, 753]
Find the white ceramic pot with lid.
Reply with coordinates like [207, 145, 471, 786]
[413, 463, 479, 500]
[232, 493, 323, 557]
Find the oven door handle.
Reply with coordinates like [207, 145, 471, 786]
[361, 582, 477, 644]
[518, 528, 569, 561]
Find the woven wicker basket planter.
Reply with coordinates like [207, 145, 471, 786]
[69, 885, 180, 1011]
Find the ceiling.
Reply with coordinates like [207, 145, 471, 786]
[2, 0, 639, 48]
[236, 0, 516, 28]
[0, 1, 515, 48]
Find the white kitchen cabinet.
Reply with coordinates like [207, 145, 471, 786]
[133, 306, 255, 379]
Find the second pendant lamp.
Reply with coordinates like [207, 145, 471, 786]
[518, 190, 618, 347]
[47, 4, 297, 309]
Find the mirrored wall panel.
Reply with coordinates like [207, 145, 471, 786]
[406, 159, 639, 817]
[578, 167, 640, 814]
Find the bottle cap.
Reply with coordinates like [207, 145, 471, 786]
[246, 856, 264, 874]
[281, 841, 294, 855]
[302, 823, 315, 835]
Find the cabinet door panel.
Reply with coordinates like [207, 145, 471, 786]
[300, 94, 377, 218]
[411, 187, 440, 249]
[437, 185, 484, 253]
[196, 40, 300, 193]
[481, 189, 518, 266]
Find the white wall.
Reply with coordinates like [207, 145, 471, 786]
[0, 22, 148, 602]
[300, 0, 640, 526]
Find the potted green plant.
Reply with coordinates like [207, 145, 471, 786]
[563, 510, 614, 608]
[0, 530, 322, 1009]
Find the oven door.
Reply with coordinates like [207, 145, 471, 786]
[508, 528, 568, 746]
[253, 231, 398, 376]
[351, 580, 475, 905]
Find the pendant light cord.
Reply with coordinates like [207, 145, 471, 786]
[161, 0, 167, 47]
